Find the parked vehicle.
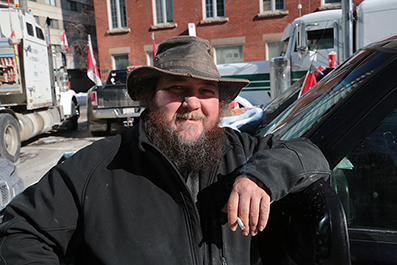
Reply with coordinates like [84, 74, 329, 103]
[259, 35, 397, 264]
[0, 157, 24, 209]
[271, 0, 397, 97]
[87, 69, 144, 136]
[0, 8, 79, 162]
[217, 61, 271, 106]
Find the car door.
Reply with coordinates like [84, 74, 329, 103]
[307, 53, 397, 264]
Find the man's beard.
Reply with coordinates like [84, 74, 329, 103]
[144, 108, 226, 177]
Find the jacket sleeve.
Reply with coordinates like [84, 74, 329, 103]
[0, 163, 83, 264]
[237, 132, 331, 202]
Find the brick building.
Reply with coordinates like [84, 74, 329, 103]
[93, 0, 363, 80]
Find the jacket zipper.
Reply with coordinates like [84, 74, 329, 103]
[144, 143, 201, 265]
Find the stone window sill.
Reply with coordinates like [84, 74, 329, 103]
[257, 10, 289, 19]
[106, 28, 131, 35]
[317, 4, 341, 11]
[200, 17, 229, 25]
[150, 23, 178, 30]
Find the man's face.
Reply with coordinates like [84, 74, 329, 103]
[152, 75, 220, 142]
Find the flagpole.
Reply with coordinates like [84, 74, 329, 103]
[152, 33, 156, 65]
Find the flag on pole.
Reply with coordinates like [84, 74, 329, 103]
[298, 65, 317, 98]
[7, 0, 18, 45]
[87, 35, 101, 86]
[60, 31, 69, 52]
[152, 33, 156, 65]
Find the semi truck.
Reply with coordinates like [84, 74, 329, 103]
[218, 0, 397, 106]
[0, 7, 79, 162]
[271, 0, 397, 97]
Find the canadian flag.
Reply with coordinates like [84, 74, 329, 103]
[8, 29, 18, 45]
[87, 35, 101, 86]
[298, 65, 317, 98]
[152, 33, 156, 65]
[60, 31, 69, 52]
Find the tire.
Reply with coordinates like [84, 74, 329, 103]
[0, 114, 21, 162]
[68, 102, 79, 131]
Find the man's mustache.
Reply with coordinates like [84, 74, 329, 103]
[175, 112, 206, 121]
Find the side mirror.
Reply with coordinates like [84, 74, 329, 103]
[256, 179, 351, 265]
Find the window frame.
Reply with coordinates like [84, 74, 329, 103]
[321, 0, 341, 5]
[214, 44, 243, 65]
[112, 54, 129, 70]
[66, 0, 78, 11]
[260, 0, 285, 13]
[108, 0, 128, 30]
[152, 0, 174, 25]
[45, 0, 56, 7]
[203, 0, 226, 20]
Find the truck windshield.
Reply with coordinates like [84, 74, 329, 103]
[307, 28, 334, 51]
[259, 49, 394, 140]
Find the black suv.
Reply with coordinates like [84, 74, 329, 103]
[259, 35, 397, 264]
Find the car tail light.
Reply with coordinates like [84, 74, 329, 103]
[91, 91, 97, 106]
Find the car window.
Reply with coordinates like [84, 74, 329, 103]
[332, 109, 397, 231]
[107, 71, 128, 85]
[259, 50, 394, 140]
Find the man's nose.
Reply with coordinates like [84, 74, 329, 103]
[183, 96, 200, 110]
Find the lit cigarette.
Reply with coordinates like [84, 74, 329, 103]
[237, 217, 245, 230]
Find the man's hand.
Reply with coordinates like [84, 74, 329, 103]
[222, 175, 271, 236]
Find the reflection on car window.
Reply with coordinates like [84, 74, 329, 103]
[260, 50, 394, 140]
[332, 109, 397, 231]
[108, 71, 128, 85]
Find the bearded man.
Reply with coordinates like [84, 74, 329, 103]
[0, 36, 330, 264]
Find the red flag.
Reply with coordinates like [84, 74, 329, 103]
[152, 33, 156, 65]
[299, 70, 317, 98]
[87, 35, 101, 86]
[60, 31, 69, 52]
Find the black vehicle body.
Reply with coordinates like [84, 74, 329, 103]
[259, 35, 397, 264]
[86, 69, 144, 136]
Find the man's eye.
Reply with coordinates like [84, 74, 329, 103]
[202, 89, 217, 96]
[168, 86, 183, 92]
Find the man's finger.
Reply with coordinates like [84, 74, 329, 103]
[258, 197, 270, 232]
[227, 190, 239, 231]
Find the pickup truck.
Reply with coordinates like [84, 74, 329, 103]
[87, 69, 144, 136]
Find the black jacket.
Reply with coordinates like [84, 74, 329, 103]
[0, 122, 330, 264]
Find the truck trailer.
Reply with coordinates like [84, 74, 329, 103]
[0, 7, 79, 162]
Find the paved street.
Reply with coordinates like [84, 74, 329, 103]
[15, 106, 105, 187]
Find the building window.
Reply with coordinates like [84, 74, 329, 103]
[48, 19, 59, 29]
[322, 0, 340, 4]
[147, 52, 154, 66]
[261, 0, 285, 13]
[109, 0, 128, 29]
[267, 41, 284, 60]
[113, 54, 129, 70]
[205, 0, 225, 19]
[45, 0, 56, 7]
[67, 0, 77, 11]
[154, 0, 174, 24]
[215, 45, 243, 65]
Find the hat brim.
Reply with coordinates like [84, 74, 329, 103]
[127, 66, 250, 104]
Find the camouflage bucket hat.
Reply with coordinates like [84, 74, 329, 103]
[126, 36, 249, 104]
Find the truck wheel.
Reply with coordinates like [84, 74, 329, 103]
[68, 102, 79, 131]
[0, 114, 21, 162]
